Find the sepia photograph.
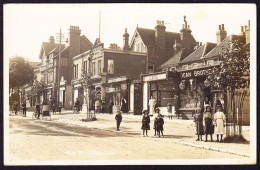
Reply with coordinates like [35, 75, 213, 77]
[3, 3, 257, 165]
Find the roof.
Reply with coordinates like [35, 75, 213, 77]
[203, 35, 246, 59]
[181, 42, 216, 63]
[159, 48, 195, 68]
[134, 27, 181, 48]
[48, 44, 66, 55]
[39, 42, 59, 59]
[81, 35, 93, 46]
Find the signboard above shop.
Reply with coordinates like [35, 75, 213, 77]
[143, 73, 167, 82]
[108, 76, 128, 83]
[179, 66, 216, 79]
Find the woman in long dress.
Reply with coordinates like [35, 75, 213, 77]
[214, 105, 226, 142]
[141, 110, 150, 137]
[149, 96, 156, 116]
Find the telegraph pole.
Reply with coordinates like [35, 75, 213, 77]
[56, 28, 64, 108]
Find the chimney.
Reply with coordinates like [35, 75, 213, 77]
[123, 28, 130, 50]
[49, 36, 55, 44]
[180, 16, 193, 49]
[155, 20, 166, 48]
[245, 20, 250, 44]
[69, 26, 81, 58]
[216, 24, 227, 45]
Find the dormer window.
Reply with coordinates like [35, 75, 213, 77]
[170, 67, 176, 71]
[207, 60, 214, 66]
[162, 68, 168, 72]
[182, 65, 188, 70]
[192, 63, 199, 68]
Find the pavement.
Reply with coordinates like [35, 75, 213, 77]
[9, 109, 251, 158]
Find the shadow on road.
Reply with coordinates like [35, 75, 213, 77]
[10, 118, 130, 138]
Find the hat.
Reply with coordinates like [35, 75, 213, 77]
[196, 107, 201, 112]
[142, 110, 149, 114]
[155, 108, 160, 111]
[215, 100, 222, 108]
[205, 104, 211, 108]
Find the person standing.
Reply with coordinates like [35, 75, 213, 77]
[156, 113, 164, 137]
[95, 99, 101, 114]
[115, 110, 122, 131]
[203, 104, 214, 142]
[13, 101, 18, 115]
[153, 108, 160, 136]
[101, 100, 106, 113]
[108, 99, 114, 115]
[149, 96, 156, 116]
[167, 103, 172, 120]
[194, 107, 204, 141]
[120, 97, 127, 114]
[22, 101, 26, 117]
[141, 110, 150, 137]
[214, 103, 226, 142]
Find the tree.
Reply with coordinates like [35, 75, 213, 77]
[30, 80, 48, 104]
[211, 39, 250, 137]
[9, 56, 35, 108]
[9, 56, 34, 91]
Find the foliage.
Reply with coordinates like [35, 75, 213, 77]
[9, 56, 34, 89]
[30, 80, 47, 103]
[211, 39, 250, 90]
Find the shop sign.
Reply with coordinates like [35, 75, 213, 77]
[180, 67, 214, 79]
[108, 76, 127, 83]
[143, 73, 167, 82]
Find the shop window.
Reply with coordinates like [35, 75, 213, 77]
[108, 60, 114, 74]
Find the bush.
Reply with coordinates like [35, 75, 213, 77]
[222, 135, 249, 144]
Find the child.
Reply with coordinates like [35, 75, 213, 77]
[203, 104, 214, 142]
[214, 103, 226, 142]
[156, 114, 164, 137]
[141, 110, 150, 137]
[153, 108, 160, 136]
[194, 107, 204, 141]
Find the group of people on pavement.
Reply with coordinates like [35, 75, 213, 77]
[194, 99, 226, 142]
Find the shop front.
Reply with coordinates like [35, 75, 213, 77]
[107, 76, 130, 114]
[177, 66, 225, 117]
[142, 71, 176, 116]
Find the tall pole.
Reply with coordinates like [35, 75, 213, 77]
[57, 28, 62, 107]
[99, 10, 101, 40]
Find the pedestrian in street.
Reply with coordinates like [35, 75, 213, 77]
[121, 97, 127, 114]
[149, 96, 156, 116]
[74, 98, 80, 113]
[108, 99, 114, 115]
[95, 99, 101, 114]
[52, 99, 56, 115]
[115, 110, 122, 131]
[203, 104, 214, 142]
[153, 108, 160, 136]
[13, 101, 18, 115]
[101, 100, 106, 114]
[214, 102, 226, 142]
[141, 110, 150, 137]
[156, 113, 164, 137]
[167, 103, 172, 120]
[36, 102, 41, 119]
[194, 107, 204, 141]
[22, 100, 26, 117]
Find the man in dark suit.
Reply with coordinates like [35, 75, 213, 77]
[115, 111, 122, 131]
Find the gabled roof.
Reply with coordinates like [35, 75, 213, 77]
[130, 27, 182, 49]
[48, 44, 66, 55]
[81, 35, 93, 46]
[159, 48, 195, 69]
[203, 35, 246, 59]
[39, 42, 59, 59]
[181, 42, 216, 63]
[93, 38, 101, 47]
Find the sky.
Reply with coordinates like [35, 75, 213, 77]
[4, 3, 256, 62]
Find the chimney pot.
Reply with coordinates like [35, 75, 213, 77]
[221, 24, 225, 30]
[218, 25, 221, 30]
[162, 21, 164, 26]
[241, 26, 244, 32]
[200, 42, 202, 46]
[248, 20, 250, 27]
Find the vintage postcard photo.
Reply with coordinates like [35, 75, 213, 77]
[3, 3, 257, 165]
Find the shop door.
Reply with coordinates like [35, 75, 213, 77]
[134, 84, 142, 115]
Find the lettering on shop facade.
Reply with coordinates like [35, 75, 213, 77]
[180, 67, 214, 79]
[143, 73, 167, 82]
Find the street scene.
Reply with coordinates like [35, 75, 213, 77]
[5, 4, 256, 165]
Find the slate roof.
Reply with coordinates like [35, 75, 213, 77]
[203, 35, 245, 59]
[135, 27, 184, 48]
[39, 42, 59, 59]
[181, 42, 216, 63]
[159, 48, 195, 68]
[48, 44, 66, 55]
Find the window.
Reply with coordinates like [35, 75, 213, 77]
[84, 60, 87, 71]
[148, 64, 154, 73]
[192, 63, 199, 68]
[108, 60, 114, 74]
[162, 68, 168, 72]
[182, 65, 188, 70]
[207, 60, 214, 66]
[92, 62, 96, 76]
[74, 64, 78, 79]
[170, 67, 176, 71]
[98, 60, 102, 74]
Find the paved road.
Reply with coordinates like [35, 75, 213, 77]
[8, 115, 244, 162]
